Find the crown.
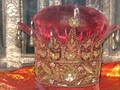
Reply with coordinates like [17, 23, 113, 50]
[18, 5, 118, 87]
[32, 5, 107, 87]
[34, 26, 103, 88]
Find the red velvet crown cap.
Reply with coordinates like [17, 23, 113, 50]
[32, 5, 107, 43]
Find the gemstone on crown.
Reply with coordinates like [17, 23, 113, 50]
[68, 17, 80, 27]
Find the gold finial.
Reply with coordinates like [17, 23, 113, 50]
[68, 17, 80, 27]
[68, 7, 80, 28]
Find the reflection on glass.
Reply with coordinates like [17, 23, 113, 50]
[23, 0, 38, 53]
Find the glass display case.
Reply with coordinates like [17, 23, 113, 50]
[0, 0, 120, 90]
[0, 0, 120, 69]
[18, 0, 120, 88]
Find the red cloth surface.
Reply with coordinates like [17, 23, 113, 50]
[0, 62, 120, 90]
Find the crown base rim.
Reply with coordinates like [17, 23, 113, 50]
[35, 78, 100, 88]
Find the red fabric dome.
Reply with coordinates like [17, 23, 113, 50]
[32, 5, 107, 43]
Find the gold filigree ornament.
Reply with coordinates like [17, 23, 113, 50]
[68, 17, 80, 28]
[62, 67, 77, 83]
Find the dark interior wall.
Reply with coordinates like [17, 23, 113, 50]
[23, 0, 37, 25]
[23, 0, 37, 53]
[115, 0, 120, 24]
[0, 0, 3, 48]
[0, 0, 4, 58]
[62, 0, 86, 5]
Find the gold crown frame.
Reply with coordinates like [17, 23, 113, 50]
[34, 16, 103, 87]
